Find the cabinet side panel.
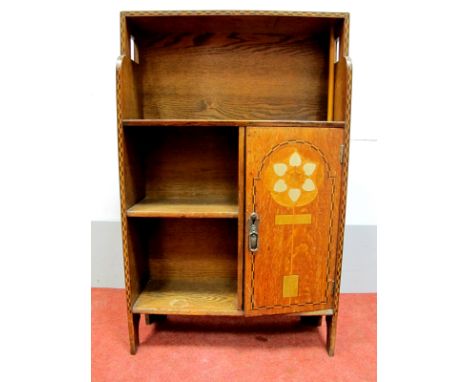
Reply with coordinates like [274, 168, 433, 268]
[333, 58, 347, 121]
[116, 56, 145, 313]
[340, 15, 350, 58]
[117, 56, 141, 119]
[120, 14, 130, 56]
[333, 57, 352, 314]
[333, 15, 349, 121]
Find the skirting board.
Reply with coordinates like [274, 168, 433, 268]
[91, 222, 376, 293]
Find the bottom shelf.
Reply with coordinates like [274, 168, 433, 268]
[133, 278, 242, 316]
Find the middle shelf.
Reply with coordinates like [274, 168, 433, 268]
[127, 196, 238, 218]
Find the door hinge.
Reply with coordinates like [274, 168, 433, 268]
[339, 144, 345, 164]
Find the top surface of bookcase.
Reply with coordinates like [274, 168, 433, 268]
[120, 10, 349, 21]
[120, 11, 349, 122]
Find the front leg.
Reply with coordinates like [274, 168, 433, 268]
[326, 314, 338, 356]
[128, 313, 140, 355]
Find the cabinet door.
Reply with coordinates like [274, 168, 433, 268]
[244, 127, 343, 316]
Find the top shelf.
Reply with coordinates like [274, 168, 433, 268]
[118, 14, 349, 122]
[123, 119, 345, 128]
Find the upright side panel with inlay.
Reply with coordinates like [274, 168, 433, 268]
[244, 127, 343, 316]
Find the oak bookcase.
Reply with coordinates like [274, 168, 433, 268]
[116, 11, 352, 356]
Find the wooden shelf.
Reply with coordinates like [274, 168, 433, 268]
[127, 197, 238, 218]
[123, 119, 345, 128]
[133, 278, 242, 316]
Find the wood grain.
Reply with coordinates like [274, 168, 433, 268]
[116, 55, 141, 119]
[125, 13, 345, 37]
[121, 12, 349, 70]
[326, 315, 337, 356]
[121, 124, 145, 210]
[121, 220, 150, 320]
[333, 57, 347, 121]
[128, 313, 140, 355]
[116, 54, 144, 355]
[328, 55, 352, 357]
[127, 197, 238, 218]
[123, 119, 345, 127]
[146, 219, 238, 280]
[295, 309, 333, 316]
[136, 31, 329, 121]
[244, 127, 343, 316]
[117, 55, 145, 212]
[237, 127, 245, 309]
[327, 26, 336, 121]
[133, 278, 241, 316]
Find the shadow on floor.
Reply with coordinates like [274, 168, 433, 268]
[139, 315, 327, 349]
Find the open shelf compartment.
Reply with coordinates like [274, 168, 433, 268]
[120, 13, 348, 123]
[128, 218, 242, 315]
[123, 125, 239, 218]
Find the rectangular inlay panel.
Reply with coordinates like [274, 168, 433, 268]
[275, 214, 312, 225]
[283, 275, 299, 298]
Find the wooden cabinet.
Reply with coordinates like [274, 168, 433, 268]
[116, 11, 352, 356]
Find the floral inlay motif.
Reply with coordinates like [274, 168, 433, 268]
[264, 146, 324, 208]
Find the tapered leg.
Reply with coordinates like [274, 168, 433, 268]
[300, 315, 322, 327]
[326, 314, 338, 356]
[129, 313, 140, 355]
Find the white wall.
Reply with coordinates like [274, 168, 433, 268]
[4, 1, 468, 379]
[88, 1, 378, 226]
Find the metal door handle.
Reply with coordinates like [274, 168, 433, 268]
[248, 212, 259, 252]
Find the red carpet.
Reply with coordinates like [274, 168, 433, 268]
[92, 289, 376, 381]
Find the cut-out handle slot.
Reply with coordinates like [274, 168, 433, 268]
[335, 37, 340, 63]
[130, 35, 139, 63]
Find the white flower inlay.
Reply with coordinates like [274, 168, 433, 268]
[270, 150, 318, 205]
[273, 179, 287, 192]
[303, 162, 316, 176]
[288, 188, 301, 202]
[273, 163, 287, 176]
[289, 151, 302, 167]
[302, 178, 315, 191]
